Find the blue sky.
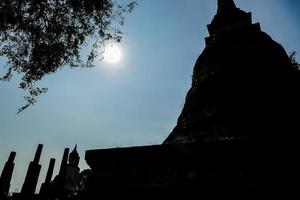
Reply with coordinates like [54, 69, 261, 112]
[1, 0, 300, 193]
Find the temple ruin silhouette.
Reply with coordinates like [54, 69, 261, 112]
[1, 0, 300, 199]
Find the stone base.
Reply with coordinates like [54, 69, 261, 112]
[84, 140, 300, 197]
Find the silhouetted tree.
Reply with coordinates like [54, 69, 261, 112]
[0, 0, 137, 112]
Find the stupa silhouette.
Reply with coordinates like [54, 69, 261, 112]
[164, 0, 300, 145]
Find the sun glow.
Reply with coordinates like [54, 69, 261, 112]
[103, 44, 122, 63]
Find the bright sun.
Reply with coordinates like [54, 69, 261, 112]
[103, 44, 122, 63]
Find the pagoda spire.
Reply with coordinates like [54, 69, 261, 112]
[205, 0, 254, 42]
[217, 0, 236, 13]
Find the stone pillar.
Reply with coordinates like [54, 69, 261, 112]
[57, 148, 69, 197]
[59, 148, 69, 178]
[0, 152, 16, 199]
[21, 144, 43, 197]
[39, 158, 55, 198]
[44, 158, 55, 184]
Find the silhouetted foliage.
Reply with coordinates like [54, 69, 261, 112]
[0, 0, 137, 113]
[289, 51, 300, 71]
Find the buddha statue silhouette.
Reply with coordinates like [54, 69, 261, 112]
[63, 145, 80, 197]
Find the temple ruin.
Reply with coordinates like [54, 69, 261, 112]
[1, 0, 300, 199]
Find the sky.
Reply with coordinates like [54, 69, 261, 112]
[1, 0, 300, 194]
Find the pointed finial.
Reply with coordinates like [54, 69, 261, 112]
[69, 144, 80, 166]
[73, 144, 77, 151]
[217, 0, 236, 13]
